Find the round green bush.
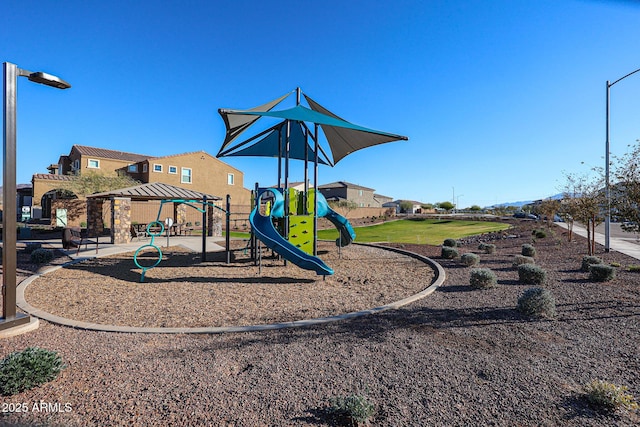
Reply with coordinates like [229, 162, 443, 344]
[0, 347, 65, 396]
[517, 263, 546, 285]
[478, 243, 496, 254]
[443, 238, 458, 248]
[532, 229, 547, 238]
[512, 255, 535, 267]
[517, 287, 556, 318]
[521, 244, 536, 257]
[581, 256, 603, 272]
[589, 264, 616, 282]
[460, 253, 480, 267]
[441, 246, 459, 259]
[30, 248, 54, 264]
[469, 268, 497, 289]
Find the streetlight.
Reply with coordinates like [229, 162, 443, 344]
[1, 62, 70, 333]
[605, 67, 640, 252]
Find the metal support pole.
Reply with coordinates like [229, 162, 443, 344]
[201, 196, 207, 262]
[1, 62, 29, 330]
[604, 67, 640, 253]
[226, 194, 231, 264]
[605, 81, 611, 252]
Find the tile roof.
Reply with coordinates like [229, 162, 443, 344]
[32, 173, 76, 181]
[72, 145, 150, 162]
[318, 181, 376, 191]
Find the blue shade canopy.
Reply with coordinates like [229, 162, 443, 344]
[216, 90, 408, 165]
[223, 121, 329, 165]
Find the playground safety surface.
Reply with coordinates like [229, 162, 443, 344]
[20, 241, 439, 331]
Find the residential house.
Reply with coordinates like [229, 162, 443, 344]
[32, 145, 251, 225]
[318, 181, 381, 207]
[384, 199, 426, 214]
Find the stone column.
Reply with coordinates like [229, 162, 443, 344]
[175, 203, 187, 225]
[208, 204, 222, 237]
[111, 197, 132, 244]
[86, 198, 104, 237]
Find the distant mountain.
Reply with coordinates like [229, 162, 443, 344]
[488, 193, 563, 209]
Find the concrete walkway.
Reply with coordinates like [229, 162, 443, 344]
[554, 222, 640, 260]
[27, 234, 227, 260]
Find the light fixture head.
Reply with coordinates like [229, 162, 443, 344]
[27, 71, 71, 89]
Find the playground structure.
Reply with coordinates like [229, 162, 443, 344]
[250, 186, 355, 275]
[134, 196, 231, 282]
[217, 88, 407, 275]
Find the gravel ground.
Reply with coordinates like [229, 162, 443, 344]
[0, 219, 639, 426]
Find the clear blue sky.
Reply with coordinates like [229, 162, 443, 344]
[3, 0, 640, 208]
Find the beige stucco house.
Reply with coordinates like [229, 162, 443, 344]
[32, 145, 251, 225]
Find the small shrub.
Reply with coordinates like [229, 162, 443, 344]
[512, 255, 535, 267]
[328, 393, 375, 426]
[0, 347, 65, 396]
[30, 248, 54, 264]
[589, 264, 616, 282]
[581, 256, 602, 272]
[460, 253, 480, 267]
[532, 229, 547, 238]
[584, 380, 639, 412]
[627, 264, 640, 272]
[521, 244, 536, 257]
[517, 287, 556, 318]
[441, 246, 459, 259]
[478, 243, 496, 254]
[442, 238, 457, 247]
[469, 268, 497, 289]
[610, 262, 621, 268]
[23, 242, 42, 254]
[517, 264, 546, 285]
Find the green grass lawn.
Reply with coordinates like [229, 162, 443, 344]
[317, 218, 511, 245]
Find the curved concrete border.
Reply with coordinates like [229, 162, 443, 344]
[17, 244, 446, 334]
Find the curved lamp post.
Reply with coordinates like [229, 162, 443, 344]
[605, 67, 640, 252]
[1, 62, 70, 332]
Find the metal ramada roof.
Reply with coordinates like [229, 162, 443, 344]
[86, 182, 220, 201]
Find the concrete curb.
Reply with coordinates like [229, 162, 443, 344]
[17, 244, 446, 334]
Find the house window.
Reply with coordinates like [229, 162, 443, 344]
[227, 173, 234, 185]
[359, 190, 363, 196]
[153, 164, 163, 173]
[57, 163, 63, 175]
[128, 164, 138, 173]
[88, 159, 100, 169]
[168, 166, 177, 174]
[142, 164, 148, 173]
[72, 159, 80, 170]
[181, 167, 192, 184]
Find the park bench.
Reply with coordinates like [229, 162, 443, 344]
[65, 227, 99, 255]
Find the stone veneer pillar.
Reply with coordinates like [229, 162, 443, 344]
[175, 203, 187, 226]
[86, 198, 104, 237]
[208, 204, 222, 237]
[111, 197, 132, 244]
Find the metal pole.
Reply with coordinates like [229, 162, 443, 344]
[605, 81, 611, 252]
[313, 124, 319, 256]
[226, 194, 231, 264]
[604, 67, 640, 253]
[201, 196, 207, 262]
[1, 62, 29, 329]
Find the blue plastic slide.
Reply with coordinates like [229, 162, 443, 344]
[315, 192, 356, 247]
[250, 189, 334, 275]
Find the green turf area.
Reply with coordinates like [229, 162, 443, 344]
[317, 218, 511, 245]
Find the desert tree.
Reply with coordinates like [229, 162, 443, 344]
[437, 201, 455, 212]
[612, 141, 640, 235]
[561, 170, 605, 255]
[535, 198, 562, 227]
